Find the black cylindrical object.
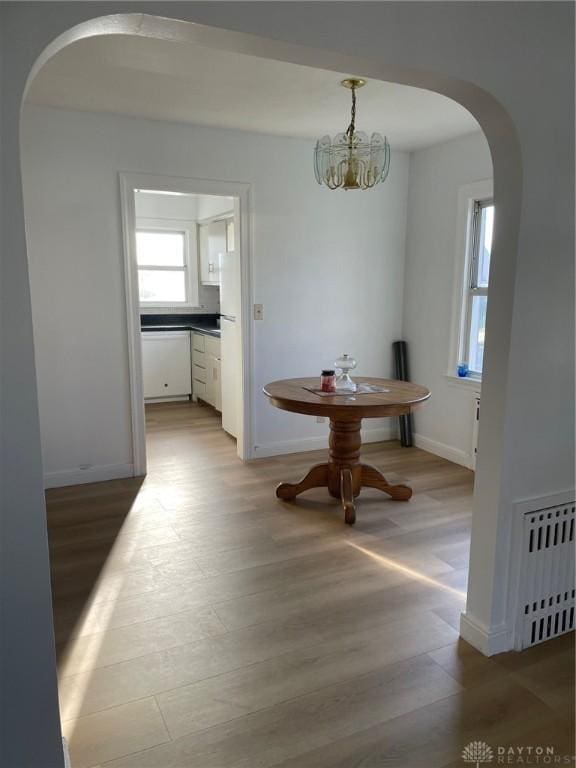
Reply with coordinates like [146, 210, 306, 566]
[393, 340, 413, 447]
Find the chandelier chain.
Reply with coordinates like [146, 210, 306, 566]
[346, 85, 357, 141]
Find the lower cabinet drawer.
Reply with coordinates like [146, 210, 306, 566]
[193, 379, 207, 398]
[193, 333, 206, 353]
[192, 363, 206, 383]
[192, 348, 205, 366]
[205, 335, 221, 359]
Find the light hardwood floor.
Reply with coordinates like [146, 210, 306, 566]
[46, 401, 575, 768]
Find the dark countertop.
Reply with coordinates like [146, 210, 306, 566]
[141, 313, 221, 337]
[142, 324, 221, 337]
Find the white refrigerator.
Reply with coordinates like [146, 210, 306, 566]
[219, 213, 240, 439]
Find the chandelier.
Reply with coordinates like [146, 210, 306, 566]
[314, 78, 390, 190]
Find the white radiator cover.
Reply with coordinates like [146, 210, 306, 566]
[514, 499, 575, 649]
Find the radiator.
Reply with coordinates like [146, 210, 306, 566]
[516, 502, 575, 649]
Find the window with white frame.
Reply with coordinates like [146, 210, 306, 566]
[135, 220, 198, 306]
[449, 179, 494, 381]
[463, 199, 494, 375]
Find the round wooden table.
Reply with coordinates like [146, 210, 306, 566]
[263, 377, 430, 525]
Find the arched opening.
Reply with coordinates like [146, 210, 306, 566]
[23, 16, 506, 753]
[12, 8, 565, 768]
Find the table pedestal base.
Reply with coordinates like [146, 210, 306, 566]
[275, 418, 412, 525]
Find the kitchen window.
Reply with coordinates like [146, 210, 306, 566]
[136, 220, 199, 306]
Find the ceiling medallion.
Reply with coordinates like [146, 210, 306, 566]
[314, 78, 390, 190]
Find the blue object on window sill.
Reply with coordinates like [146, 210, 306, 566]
[457, 363, 470, 378]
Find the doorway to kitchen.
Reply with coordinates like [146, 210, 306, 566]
[120, 173, 252, 474]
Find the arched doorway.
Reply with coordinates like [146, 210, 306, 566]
[7, 6, 555, 768]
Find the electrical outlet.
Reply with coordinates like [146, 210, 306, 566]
[254, 304, 264, 320]
[316, 416, 326, 424]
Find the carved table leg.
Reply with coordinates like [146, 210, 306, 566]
[340, 468, 356, 525]
[276, 463, 329, 500]
[274, 419, 413, 523]
[361, 463, 413, 500]
[327, 419, 362, 523]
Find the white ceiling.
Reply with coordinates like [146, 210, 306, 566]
[27, 35, 480, 151]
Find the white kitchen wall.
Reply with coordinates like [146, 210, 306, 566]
[134, 190, 197, 220]
[402, 131, 492, 468]
[197, 194, 235, 221]
[21, 105, 409, 482]
[134, 190, 220, 314]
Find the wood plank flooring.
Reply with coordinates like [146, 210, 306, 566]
[46, 401, 575, 768]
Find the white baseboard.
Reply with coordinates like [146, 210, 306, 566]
[63, 737, 71, 768]
[253, 426, 396, 459]
[460, 611, 512, 656]
[44, 462, 134, 489]
[413, 432, 472, 469]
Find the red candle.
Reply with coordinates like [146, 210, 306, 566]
[321, 370, 336, 392]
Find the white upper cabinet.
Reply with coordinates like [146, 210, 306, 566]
[198, 219, 226, 286]
[220, 215, 239, 319]
[197, 222, 213, 285]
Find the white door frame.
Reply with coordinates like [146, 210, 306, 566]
[119, 171, 253, 474]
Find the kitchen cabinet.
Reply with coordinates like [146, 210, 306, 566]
[198, 219, 226, 286]
[192, 332, 207, 400]
[192, 332, 221, 412]
[206, 356, 222, 412]
[214, 361, 222, 412]
[206, 335, 222, 412]
[141, 331, 191, 400]
[225, 218, 235, 252]
[220, 317, 238, 437]
[219, 217, 239, 319]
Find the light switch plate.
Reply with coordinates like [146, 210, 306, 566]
[254, 304, 264, 320]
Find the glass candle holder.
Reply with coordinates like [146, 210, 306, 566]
[334, 353, 357, 392]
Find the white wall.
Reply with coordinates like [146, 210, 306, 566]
[134, 190, 220, 314]
[403, 131, 492, 467]
[134, 190, 197, 220]
[196, 194, 234, 221]
[21, 105, 409, 482]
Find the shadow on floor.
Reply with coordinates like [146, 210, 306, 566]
[46, 476, 145, 660]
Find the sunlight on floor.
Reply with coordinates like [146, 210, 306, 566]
[347, 541, 467, 599]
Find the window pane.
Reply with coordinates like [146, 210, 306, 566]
[476, 205, 494, 288]
[136, 231, 185, 267]
[138, 269, 186, 303]
[468, 294, 487, 373]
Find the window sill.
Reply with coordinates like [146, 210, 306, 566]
[140, 304, 202, 309]
[444, 373, 482, 392]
